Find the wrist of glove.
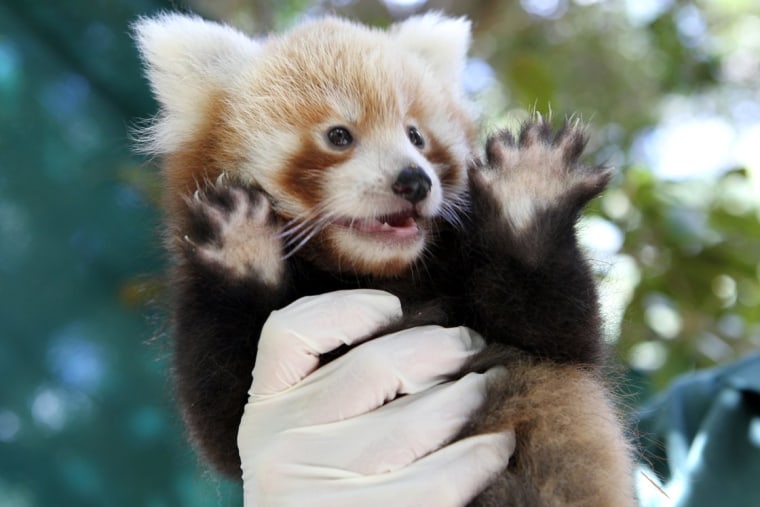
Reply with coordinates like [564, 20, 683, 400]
[238, 290, 514, 507]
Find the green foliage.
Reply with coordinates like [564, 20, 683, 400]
[452, 0, 760, 399]
[0, 0, 240, 505]
[615, 167, 760, 391]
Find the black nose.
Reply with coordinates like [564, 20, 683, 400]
[392, 166, 432, 204]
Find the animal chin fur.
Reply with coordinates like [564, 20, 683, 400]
[134, 12, 637, 506]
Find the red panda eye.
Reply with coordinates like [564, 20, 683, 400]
[407, 126, 425, 149]
[327, 127, 353, 148]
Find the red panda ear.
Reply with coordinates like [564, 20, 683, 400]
[390, 13, 471, 87]
[132, 13, 260, 153]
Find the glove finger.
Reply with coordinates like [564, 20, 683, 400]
[275, 369, 503, 475]
[281, 432, 515, 507]
[364, 432, 515, 507]
[284, 325, 486, 425]
[252, 289, 402, 395]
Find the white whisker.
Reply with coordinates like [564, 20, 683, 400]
[278, 217, 313, 239]
[278, 200, 345, 258]
[282, 226, 323, 259]
[282, 219, 320, 248]
[438, 187, 469, 230]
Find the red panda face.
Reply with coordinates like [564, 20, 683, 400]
[135, 14, 478, 277]
[222, 21, 477, 276]
[274, 113, 461, 277]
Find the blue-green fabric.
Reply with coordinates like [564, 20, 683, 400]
[635, 353, 760, 506]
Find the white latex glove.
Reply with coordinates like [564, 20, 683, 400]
[238, 289, 515, 507]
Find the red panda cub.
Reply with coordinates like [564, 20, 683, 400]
[134, 12, 635, 506]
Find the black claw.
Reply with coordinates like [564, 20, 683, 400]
[485, 135, 506, 166]
[565, 133, 588, 165]
[517, 122, 535, 147]
[518, 119, 553, 147]
[497, 129, 516, 146]
[538, 119, 554, 142]
[186, 200, 219, 246]
[184, 181, 253, 250]
[569, 165, 614, 207]
[204, 187, 235, 214]
[484, 129, 517, 167]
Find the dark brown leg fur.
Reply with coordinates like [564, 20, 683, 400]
[465, 119, 612, 365]
[169, 179, 289, 477]
[459, 120, 636, 505]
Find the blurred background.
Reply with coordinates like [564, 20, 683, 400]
[1, 0, 758, 505]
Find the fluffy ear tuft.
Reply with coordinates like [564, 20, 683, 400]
[132, 13, 260, 152]
[391, 13, 471, 86]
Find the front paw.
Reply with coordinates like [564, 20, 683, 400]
[473, 118, 612, 233]
[182, 177, 284, 286]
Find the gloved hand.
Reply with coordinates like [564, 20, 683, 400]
[238, 289, 515, 506]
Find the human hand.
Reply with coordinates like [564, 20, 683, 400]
[238, 289, 515, 506]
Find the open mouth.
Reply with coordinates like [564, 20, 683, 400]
[334, 210, 421, 241]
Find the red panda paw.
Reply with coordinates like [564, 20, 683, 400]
[183, 181, 284, 286]
[473, 117, 613, 235]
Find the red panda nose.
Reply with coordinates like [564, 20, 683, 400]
[392, 166, 432, 204]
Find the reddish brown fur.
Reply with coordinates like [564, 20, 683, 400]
[162, 93, 243, 227]
[279, 134, 352, 211]
[466, 348, 634, 506]
[407, 95, 475, 191]
[253, 25, 406, 130]
[427, 135, 463, 190]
